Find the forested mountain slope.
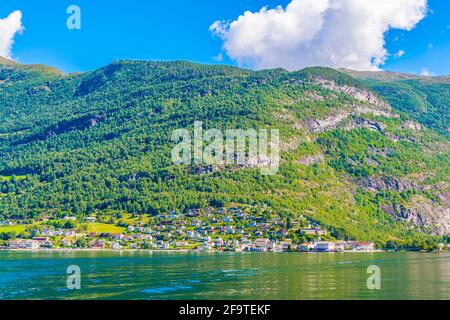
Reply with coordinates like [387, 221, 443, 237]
[1, 59, 449, 245]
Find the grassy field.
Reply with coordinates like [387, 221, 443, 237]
[0, 175, 26, 182]
[86, 223, 125, 234]
[0, 225, 28, 233]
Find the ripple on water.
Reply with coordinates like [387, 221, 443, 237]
[140, 285, 193, 294]
[221, 268, 259, 277]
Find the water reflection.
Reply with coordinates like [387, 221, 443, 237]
[0, 251, 448, 300]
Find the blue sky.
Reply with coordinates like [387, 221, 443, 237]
[1, 0, 449, 75]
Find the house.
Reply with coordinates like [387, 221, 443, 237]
[253, 238, 270, 252]
[84, 216, 97, 223]
[62, 238, 72, 247]
[191, 220, 202, 227]
[142, 235, 153, 241]
[253, 231, 263, 237]
[225, 226, 235, 234]
[202, 242, 213, 250]
[315, 228, 327, 236]
[280, 242, 291, 251]
[214, 238, 224, 247]
[335, 241, 346, 252]
[298, 243, 314, 252]
[272, 244, 283, 252]
[175, 241, 189, 247]
[41, 228, 55, 236]
[240, 239, 253, 251]
[8, 240, 20, 249]
[9, 240, 40, 250]
[278, 230, 287, 237]
[350, 242, 375, 251]
[32, 237, 49, 243]
[32, 237, 52, 248]
[64, 230, 76, 237]
[315, 241, 335, 252]
[89, 240, 105, 249]
[236, 212, 246, 219]
[127, 226, 135, 232]
[112, 233, 124, 240]
[301, 228, 316, 235]
[112, 242, 122, 250]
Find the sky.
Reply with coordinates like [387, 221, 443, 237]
[0, 0, 449, 75]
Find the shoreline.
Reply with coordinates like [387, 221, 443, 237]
[0, 248, 408, 254]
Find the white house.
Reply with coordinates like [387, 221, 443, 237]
[315, 241, 335, 252]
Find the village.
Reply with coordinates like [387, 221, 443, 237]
[0, 205, 381, 252]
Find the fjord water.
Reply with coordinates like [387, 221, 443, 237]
[0, 251, 448, 300]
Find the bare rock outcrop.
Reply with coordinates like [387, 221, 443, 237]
[359, 175, 420, 192]
[397, 196, 450, 236]
[298, 154, 325, 166]
[314, 78, 390, 110]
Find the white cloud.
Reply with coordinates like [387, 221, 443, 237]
[210, 0, 427, 71]
[0, 10, 24, 59]
[420, 68, 435, 76]
[394, 50, 405, 58]
[213, 53, 223, 62]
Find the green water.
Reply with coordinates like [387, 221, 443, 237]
[0, 251, 448, 300]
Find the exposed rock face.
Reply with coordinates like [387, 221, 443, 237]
[298, 154, 325, 166]
[306, 113, 388, 133]
[314, 78, 390, 110]
[402, 120, 422, 131]
[398, 196, 450, 236]
[343, 117, 387, 132]
[306, 112, 349, 132]
[303, 81, 396, 133]
[360, 175, 420, 192]
[363, 176, 450, 236]
[354, 105, 396, 118]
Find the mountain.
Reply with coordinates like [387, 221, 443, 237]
[341, 69, 450, 135]
[0, 60, 448, 246]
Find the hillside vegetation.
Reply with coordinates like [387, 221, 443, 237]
[0, 59, 449, 246]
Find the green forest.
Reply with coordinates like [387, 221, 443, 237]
[0, 59, 449, 247]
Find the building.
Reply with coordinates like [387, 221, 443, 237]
[300, 228, 316, 235]
[253, 238, 270, 252]
[84, 216, 97, 223]
[280, 242, 291, 252]
[89, 240, 105, 249]
[315, 241, 335, 252]
[112, 242, 122, 250]
[175, 241, 189, 247]
[298, 243, 314, 252]
[9, 240, 40, 250]
[32, 237, 52, 248]
[112, 233, 124, 240]
[335, 241, 346, 252]
[240, 239, 253, 251]
[62, 238, 72, 247]
[350, 242, 375, 251]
